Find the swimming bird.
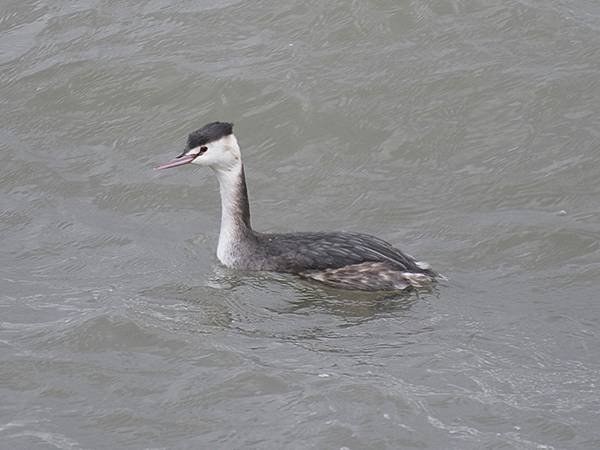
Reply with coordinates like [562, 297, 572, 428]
[155, 121, 439, 291]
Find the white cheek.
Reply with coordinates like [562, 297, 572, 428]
[197, 152, 229, 168]
[191, 153, 214, 166]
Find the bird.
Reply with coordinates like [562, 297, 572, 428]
[155, 121, 440, 291]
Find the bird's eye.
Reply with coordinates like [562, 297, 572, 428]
[199, 146, 208, 154]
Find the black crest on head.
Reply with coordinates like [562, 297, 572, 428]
[186, 122, 233, 150]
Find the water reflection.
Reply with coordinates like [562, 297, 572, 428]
[140, 266, 439, 350]
[285, 285, 422, 322]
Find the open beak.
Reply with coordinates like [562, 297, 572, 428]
[154, 153, 196, 170]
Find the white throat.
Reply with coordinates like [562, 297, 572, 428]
[213, 161, 250, 267]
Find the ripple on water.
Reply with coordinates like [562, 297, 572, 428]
[2, 0, 600, 448]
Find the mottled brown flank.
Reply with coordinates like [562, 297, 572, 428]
[299, 262, 435, 291]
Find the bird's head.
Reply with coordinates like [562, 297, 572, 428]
[155, 121, 240, 172]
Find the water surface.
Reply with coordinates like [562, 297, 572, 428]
[2, 0, 600, 448]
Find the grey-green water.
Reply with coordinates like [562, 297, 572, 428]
[2, 1, 600, 448]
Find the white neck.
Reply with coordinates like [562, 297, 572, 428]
[213, 161, 251, 267]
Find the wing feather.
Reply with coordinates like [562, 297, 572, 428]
[255, 231, 433, 275]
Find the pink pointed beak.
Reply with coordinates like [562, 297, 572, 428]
[154, 154, 196, 170]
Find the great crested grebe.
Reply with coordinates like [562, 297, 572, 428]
[156, 121, 440, 291]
